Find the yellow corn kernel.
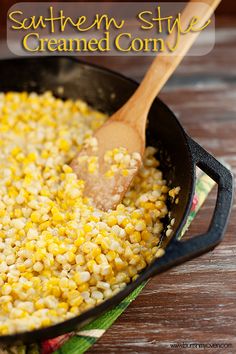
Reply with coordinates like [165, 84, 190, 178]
[144, 202, 156, 210]
[25, 241, 35, 251]
[51, 286, 61, 297]
[114, 258, 127, 271]
[70, 306, 79, 314]
[41, 150, 49, 159]
[0, 231, 6, 239]
[86, 260, 96, 273]
[141, 230, 152, 242]
[14, 208, 22, 218]
[0, 210, 6, 218]
[120, 218, 129, 227]
[131, 211, 142, 219]
[59, 139, 70, 152]
[68, 291, 83, 307]
[35, 300, 45, 310]
[135, 220, 146, 231]
[66, 252, 75, 264]
[39, 221, 50, 231]
[30, 211, 41, 223]
[35, 250, 45, 261]
[130, 254, 141, 265]
[125, 223, 134, 235]
[40, 188, 51, 197]
[41, 318, 52, 327]
[48, 243, 59, 256]
[106, 215, 117, 227]
[11, 146, 21, 156]
[17, 264, 26, 272]
[0, 325, 9, 335]
[130, 231, 141, 243]
[161, 185, 169, 193]
[58, 302, 69, 311]
[106, 250, 116, 261]
[144, 213, 152, 224]
[100, 239, 110, 251]
[27, 152, 37, 162]
[90, 248, 101, 259]
[145, 253, 154, 264]
[83, 224, 92, 233]
[105, 275, 116, 285]
[8, 186, 18, 198]
[89, 276, 97, 286]
[122, 169, 129, 177]
[78, 283, 89, 292]
[62, 165, 73, 173]
[74, 236, 85, 247]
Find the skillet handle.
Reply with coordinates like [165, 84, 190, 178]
[150, 137, 234, 276]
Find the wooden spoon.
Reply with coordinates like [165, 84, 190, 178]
[71, 0, 220, 211]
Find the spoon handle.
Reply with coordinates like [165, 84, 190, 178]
[118, 0, 221, 133]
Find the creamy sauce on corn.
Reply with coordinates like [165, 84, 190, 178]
[0, 92, 169, 334]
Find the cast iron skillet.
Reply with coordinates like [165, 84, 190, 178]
[0, 57, 233, 344]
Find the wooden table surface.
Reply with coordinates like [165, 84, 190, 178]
[82, 17, 236, 353]
[0, 13, 235, 354]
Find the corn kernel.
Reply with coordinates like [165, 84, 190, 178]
[30, 211, 41, 223]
